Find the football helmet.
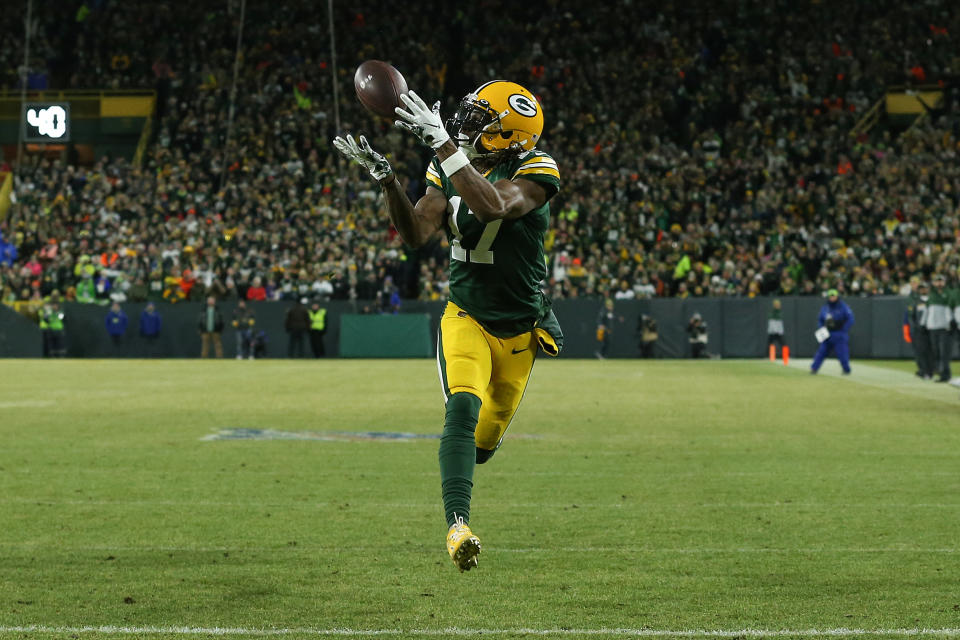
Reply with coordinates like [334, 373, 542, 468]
[447, 80, 543, 160]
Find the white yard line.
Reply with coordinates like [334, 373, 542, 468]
[5, 468, 958, 477]
[785, 358, 960, 404]
[0, 543, 954, 554]
[0, 399, 54, 408]
[2, 498, 960, 508]
[3, 625, 960, 637]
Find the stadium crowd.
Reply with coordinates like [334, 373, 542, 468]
[2, 0, 960, 309]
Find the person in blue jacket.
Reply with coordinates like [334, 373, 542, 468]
[139, 302, 162, 356]
[105, 302, 129, 347]
[811, 288, 854, 375]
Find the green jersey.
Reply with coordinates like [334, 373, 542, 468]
[767, 307, 784, 335]
[926, 286, 952, 330]
[425, 150, 560, 337]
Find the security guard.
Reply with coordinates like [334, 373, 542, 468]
[308, 300, 327, 358]
[44, 300, 67, 357]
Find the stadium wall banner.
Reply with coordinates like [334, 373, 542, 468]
[0, 297, 926, 360]
[339, 313, 433, 358]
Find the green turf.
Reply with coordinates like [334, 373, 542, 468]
[1, 358, 959, 639]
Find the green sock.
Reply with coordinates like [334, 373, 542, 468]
[439, 392, 481, 528]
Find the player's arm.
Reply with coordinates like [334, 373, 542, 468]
[843, 305, 855, 331]
[435, 142, 547, 223]
[381, 176, 446, 248]
[332, 133, 444, 248]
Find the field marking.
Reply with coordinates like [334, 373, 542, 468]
[4, 497, 960, 509]
[0, 399, 54, 408]
[6, 467, 959, 477]
[4, 625, 960, 637]
[787, 358, 960, 405]
[0, 543, 955, 554]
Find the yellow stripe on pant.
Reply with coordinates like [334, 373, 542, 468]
[437, 302, 537, 451]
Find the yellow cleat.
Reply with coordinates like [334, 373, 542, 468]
[446, 515, 481, 572]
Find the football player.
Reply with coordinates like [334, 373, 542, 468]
[333, 80, 563, 572]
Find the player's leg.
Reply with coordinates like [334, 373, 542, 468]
[810, 339, 830, 372]
[437, 304, 493, 571]
[834, 339, 851, 373]
[930, 330, 947, 381]
[475, 331, 538, 464]
[916, 329, 933, 378]
[940, 332, 953, 381]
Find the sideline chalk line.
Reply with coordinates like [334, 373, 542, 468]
[4, 625, 960, 637]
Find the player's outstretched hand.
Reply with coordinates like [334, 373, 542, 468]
[332, 134, 392, 181]
[394, 91, 450, 149]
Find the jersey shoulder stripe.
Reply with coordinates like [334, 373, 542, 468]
[511, 150, 560, 200]
[512, 151, 560, 180]
[425, 162, 443, 189]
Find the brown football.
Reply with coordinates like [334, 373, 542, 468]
[354, 60, 408, 119]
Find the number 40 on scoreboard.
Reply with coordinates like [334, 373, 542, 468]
[22, 102, 71, 143]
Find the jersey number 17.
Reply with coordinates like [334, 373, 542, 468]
[447, 195, 502, 265]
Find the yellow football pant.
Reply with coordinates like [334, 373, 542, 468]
[437, 302, 537, 452]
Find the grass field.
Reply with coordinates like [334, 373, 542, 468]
[1, 357, 959, 639]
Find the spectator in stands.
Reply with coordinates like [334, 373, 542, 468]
[75, 273, 96, 304]
[198, 296, 224, 359]
[2, 0, 959, 310]
[379, 276, 401, 314]
[246, 277, 267, 302]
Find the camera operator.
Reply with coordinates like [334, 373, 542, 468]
[687, 313, 708, 358]
[638, 314, 658, 358]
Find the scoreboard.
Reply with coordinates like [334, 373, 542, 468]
[22, 102, 71, 143]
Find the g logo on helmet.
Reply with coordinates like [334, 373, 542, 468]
[508, 94, 538, 118]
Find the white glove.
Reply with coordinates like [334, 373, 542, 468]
[332, 134, 392, 181]
[394, 90, 450, 149]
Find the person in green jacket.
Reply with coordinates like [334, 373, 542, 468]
[767, 298, 786, 361]
[926, 273, 953, 383]
[43, 300, 67, 357]
[76, 272, 96, 304]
